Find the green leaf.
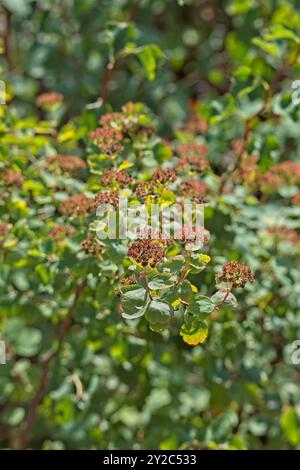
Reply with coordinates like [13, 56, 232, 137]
[188, 295, 214, 316]
[5, 319, 42, 357]
[104, 21, 136, 60]
[2, 0, 33, 16]
[148, 274, 174, 290]
[179, 280, 195, 302]
[265, 25, 300, 43]
[189, 253, 210, 273]
[210, 411, 238, 443]
[227, 0, 257, 16]
[280, 408, 300, 446]
[234, 65, 252, 82]
[130, 44, 164, 81]
[121, 287, 148, 319]
[145, 300, 173, 325]
[252, 38, 280, 57]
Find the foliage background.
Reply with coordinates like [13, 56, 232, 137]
[1, 0, 300, 450]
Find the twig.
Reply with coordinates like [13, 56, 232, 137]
[128, 0, 142, 22]
[214, 286, 232, 309]
[218, 46, 300, 195]
[101, 61, 117, 105]
[2, 7, 13, 71]
[144, 269, 153, 300]
[71, 373, 84, 400]
[14, 280, 86, 449]
[100, 1, 143, 104]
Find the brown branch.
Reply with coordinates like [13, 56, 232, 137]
[14, 280, 86, 449]
[100, 1, 142, 104]
[218, 46, 300, 195]
[214, 286, 232, 309]
[128, 0, 142, 22]
[2, 7, 13, 71]
[101, 61, 117, 105]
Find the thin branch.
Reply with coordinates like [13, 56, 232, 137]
[214, 287, 231, 309]
[128, 0, 142, 22]
[101, 61, 117, 105]
[2, 7, 13, 71]
[100, 1, 142, 104]
[14, 280, 86, 449]
[218, 46, 300, 195]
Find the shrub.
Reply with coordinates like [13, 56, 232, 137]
[0, 0, 300, 451]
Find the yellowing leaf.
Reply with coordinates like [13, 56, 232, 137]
[180, 319, 208, 346]
[199, 254, 211, 264]
[58, 126, 76, 143]
[119, 160, 134, 170]
[3, 238, 18, 250]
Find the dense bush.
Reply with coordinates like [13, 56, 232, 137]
[1, 0, 300, 450]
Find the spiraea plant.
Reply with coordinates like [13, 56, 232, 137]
[75, 102, 254, 346]
[1, 0, 300, 452]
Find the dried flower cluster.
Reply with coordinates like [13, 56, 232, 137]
[46, 155, 87, 173]
[128, 239, 166, 267]
[259, 161, 300, 193]
[81, 235, 104, 256]
[121, 102, 155, 137]
[36, 92, 64, 108]
[177, 143, 209, 172]
[268, 227, 300, 245]
[49, 225, 75, 241]
[100, 112, 124, 129]
[100, 105, 154, 137]
[94, 190, 119, 210]
[152, 168, 176, 185]
[234, 154, 260, 188]
[59, 194, 94, 217]
[181, 113, 208, 135]
[259, 171, 282, 193]
[101, 169, 132, 187]
[216, 260, 254, 288]
[135, 181, 154, 198]
[59, 191, 120, 216]
[175, 225, 209, 244]
[292, 193, 300, 205]
[136, 168, 176, 198]
[121, 274, 136, 285]
[90, 128, 124, 157]
[0, 169, 24, 187]
[274, 161, 300, 183]
[121, 272, 145, 285]
[0, 223, 9, 237]
[234, 157, 300, 195]
[136, 168, 176, 199]
[182, 179, 207, 201]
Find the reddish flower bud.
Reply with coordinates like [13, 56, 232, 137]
[182, 179, 207, 201]
[90, 128, 124, 157]
[128, 239, 165, 268]
[0, 169, 24, 186]
[152, 168, 177, 185]
[216, 260, 254, 288]
[46, 155, 86, 173]
[49, 225, 75, 241]
[59, 194, 94, 216]
[177, 143, 209, 172]
[181, 114, 208, 135]
[36, 92, 64, 107]
[101, 169, 132, 187]
[81, 235, 104, 256]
